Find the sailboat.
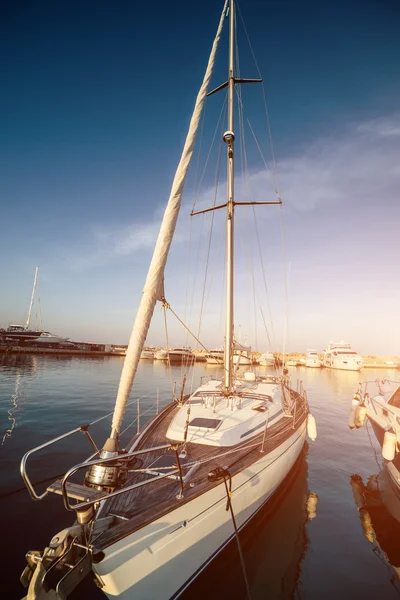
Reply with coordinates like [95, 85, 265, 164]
[0, 267, 68, 346]
[349, 379, 400, 497]
[0, 267, 43, 342]
[20, 2, 316, 599]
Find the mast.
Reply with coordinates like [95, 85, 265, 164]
[223, 0, 235, 394]
[25, 267, 39, 330]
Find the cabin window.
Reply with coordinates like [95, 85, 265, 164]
[189, 418, 222, 429]
[388, 387, 400, 409]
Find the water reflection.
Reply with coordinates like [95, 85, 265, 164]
[350, 468, 400, 590]
[0, 354, 37, 446]
[182, 444, 315, 600]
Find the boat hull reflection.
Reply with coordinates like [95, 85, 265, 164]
[350, 468, 400, 586]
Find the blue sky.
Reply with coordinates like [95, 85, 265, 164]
[1, 0, 399, 355]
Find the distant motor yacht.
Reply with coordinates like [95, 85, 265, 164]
[33, 332, 69, 344]
[285, 359, 299, 367]
[205, 347, 224, 365]
[258, 352, 275, 367]
[206, 343, 253, 366]
[153, 348, 194, 363]
[323, 341, 363, 371]
[305, 350, 322, 368]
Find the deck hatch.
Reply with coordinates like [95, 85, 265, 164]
[188, 417, 222, 429]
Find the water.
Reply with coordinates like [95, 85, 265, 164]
[1, 353, 400, 599]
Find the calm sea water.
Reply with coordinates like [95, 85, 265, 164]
[1, 353, 400, 600]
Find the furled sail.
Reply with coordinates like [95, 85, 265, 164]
[110, 1, 228, 436]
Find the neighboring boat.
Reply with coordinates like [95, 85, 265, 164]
[304, 350, 322, 368]
[0, 324, 43, 342]
[140, 350, 154, 360]
[154, 347, 194, 363]
[206, 342, 253, 366]
[0, 267, 66, 345]
[232, 342, 253, 366]
[20, 3, 315, 599]
[30, 331, 70, 345]
[286, 360, 299, 367]
[323, 340, 363, 371]
[205, 347, 224, 365]
[0, 267, 42, 342]
[258, 352, 276, 367]
[349, 379, 400, 498]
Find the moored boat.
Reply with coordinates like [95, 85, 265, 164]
[154, 347, 194, 363]
[19, 3, 316, 598]
[323, 340, 363, 371]
[305, 350, 322, 368]
[258, 352, 276, 367]
[349, 379, 400, 497]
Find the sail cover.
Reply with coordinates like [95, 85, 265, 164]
[111, 1, 228, 435]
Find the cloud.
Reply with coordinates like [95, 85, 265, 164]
[64, 113, 400, 270]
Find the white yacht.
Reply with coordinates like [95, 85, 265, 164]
[205, 347, 224, 365]
[305, 350, 322, 368]
[233, 342, 253, 366]
[140, 350, 154, 359]
[323, 341, 363, 371]
[33, 332, 69, 344]
[206, 343, 253, 366]
[258, 352, 275, 367]
[154, 347, 194, 363]
[285, 359, 299, 367]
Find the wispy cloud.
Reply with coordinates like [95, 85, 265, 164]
[64, 113, 400, 271]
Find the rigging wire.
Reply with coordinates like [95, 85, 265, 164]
[196, 105, 226, 341]
[236, 0, 280, 194]
[162, 298, 229, 378]
[234, 6, 290, 364]
[234, 89, 273, 348]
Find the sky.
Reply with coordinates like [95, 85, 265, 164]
[1, 0, 400, 355]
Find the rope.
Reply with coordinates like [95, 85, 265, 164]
[222, 468, 252, 600]
[162, 298, 229, 370]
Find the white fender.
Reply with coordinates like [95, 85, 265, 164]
[382, 431, 397, 461]
[348, 399, 360, 429]
[307, 413, 317, 441]
[355, 405, 367, 429]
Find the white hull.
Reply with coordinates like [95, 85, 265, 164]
[232, 354, 252, 366]
[305, 359, 321, 368]
[323, 359, 362, 371]
[154, 350, 193, 362]
[259, 360, 275, 367]
[95, 421, 307, 599]
[35, 333, 69, 344]
[205, 356, 223, 365]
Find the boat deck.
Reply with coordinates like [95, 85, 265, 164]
[94, 387, 308, 550]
